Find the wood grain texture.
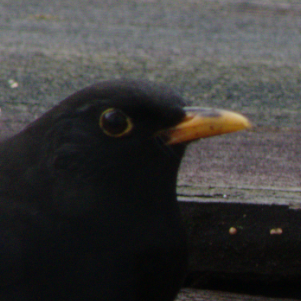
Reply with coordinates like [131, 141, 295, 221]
[176, 289, 299, 301]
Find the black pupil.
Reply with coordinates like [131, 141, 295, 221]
[102, 110, 128, 135]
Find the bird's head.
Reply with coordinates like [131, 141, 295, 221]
[4, 80, 250, 215]
[31, 80, 250, 161]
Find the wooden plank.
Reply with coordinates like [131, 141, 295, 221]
[178, 130, 301, 190]
[175, 128, 301, 298]
[179, 194, 301, 299]
[176, 289, 299, 301]
[178, 185, 301, 206]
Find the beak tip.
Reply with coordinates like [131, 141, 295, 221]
[234, 112, 252, 131]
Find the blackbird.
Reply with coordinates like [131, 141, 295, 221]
[0, 80, 250, 300]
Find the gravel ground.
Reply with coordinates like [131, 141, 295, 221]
[1, 0, 301, 128]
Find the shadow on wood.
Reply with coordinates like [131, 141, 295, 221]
[179, 195, 301, 299]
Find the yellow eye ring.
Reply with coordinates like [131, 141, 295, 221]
[99, 108, 133, 137]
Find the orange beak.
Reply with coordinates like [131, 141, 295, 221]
[159, 107, 251, 145]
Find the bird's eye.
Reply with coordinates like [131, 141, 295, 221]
[99, 108, 133, 137]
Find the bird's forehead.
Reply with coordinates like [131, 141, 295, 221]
[72, 80, 186, 118]
[95, 80, 186, 108]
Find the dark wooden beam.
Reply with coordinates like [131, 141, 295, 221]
[179, 185, 301, 299]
